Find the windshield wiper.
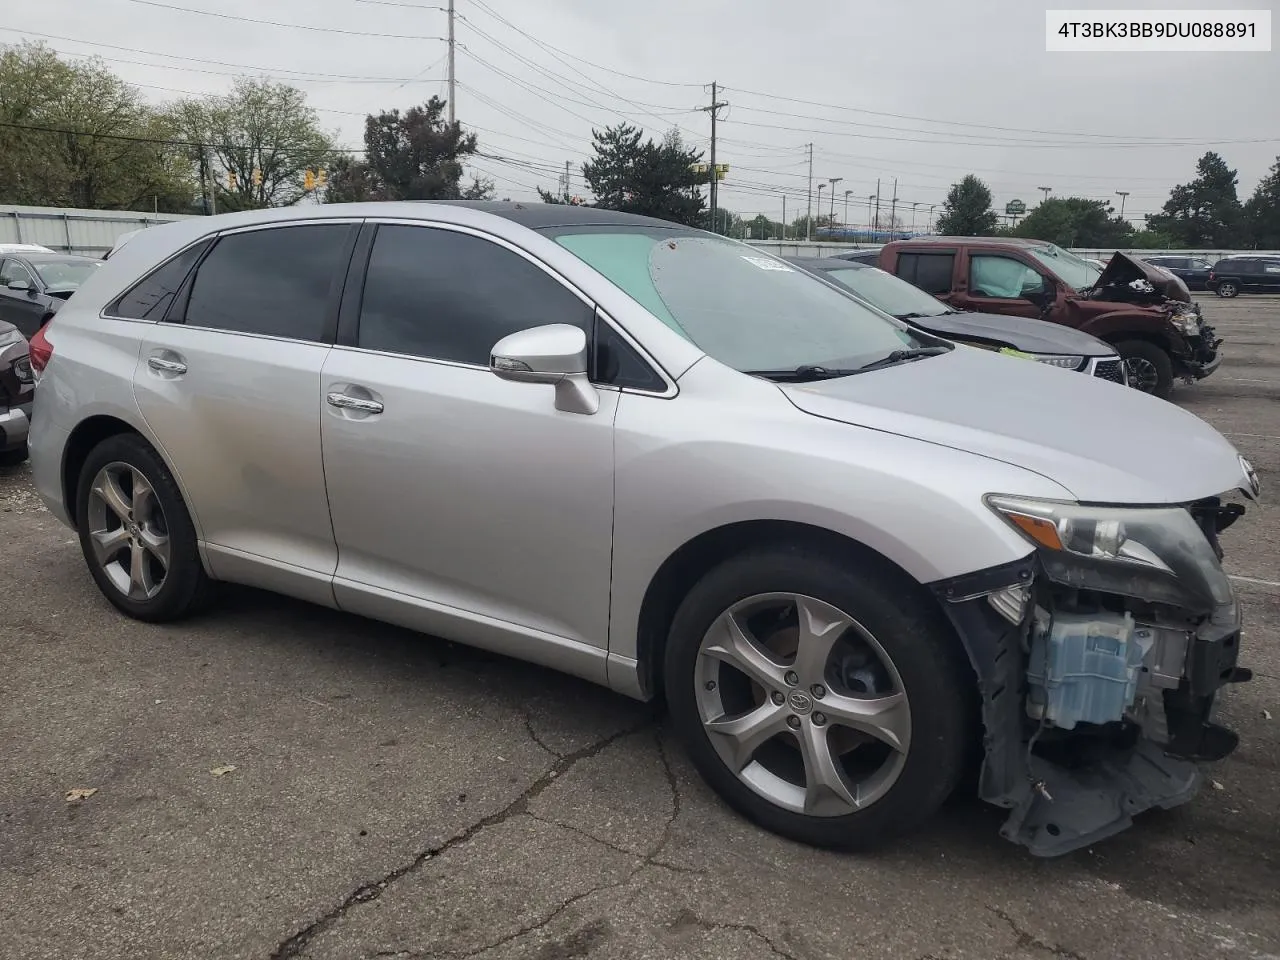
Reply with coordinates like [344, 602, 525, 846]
[855, 346, 950, 373]
[746, 364, 860, 382]
[896, 311, 946, 320]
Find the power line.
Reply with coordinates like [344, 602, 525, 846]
[111, 0, 447, 39]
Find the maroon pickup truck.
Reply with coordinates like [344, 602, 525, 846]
[873, 237, 1222, 399]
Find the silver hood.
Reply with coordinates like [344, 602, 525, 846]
[781, 345, 1251, 505]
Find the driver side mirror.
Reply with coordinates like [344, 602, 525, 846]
[490, 323, 599, 415]
[6, 279, 32, 293]
[1022, 277, 1055, 305]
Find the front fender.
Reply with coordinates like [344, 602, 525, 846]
[606, 367, 1069, 673]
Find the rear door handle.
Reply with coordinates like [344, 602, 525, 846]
[326, 392, 384, 414]
[147, 356, 187, 375]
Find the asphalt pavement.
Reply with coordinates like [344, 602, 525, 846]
[2, 294, 1278, 960]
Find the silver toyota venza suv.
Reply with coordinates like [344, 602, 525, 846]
[28, 202, 1259, 856]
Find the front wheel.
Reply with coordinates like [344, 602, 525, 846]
[664, 546, 972, 851]
[1215, 280, 1239, 298]
[1116, 340, 1174, 399]
[75, 432, 216, 622]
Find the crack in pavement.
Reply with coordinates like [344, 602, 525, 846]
[670, 908, 801, 960]
[987, 907, 1086, 960]
[519, 707, 562, 760]
[269, 717, 655, 960]
[364, 724, 702, 960]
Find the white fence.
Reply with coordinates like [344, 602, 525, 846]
[743, 239, 1280, 260]
[0, 205, 196, 257]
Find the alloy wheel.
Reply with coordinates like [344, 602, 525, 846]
[1217, 282, 1238, 298]
[693, 592, 911, 817]
[86, 461, 171, 601]
[1124, 356, 1160, 393]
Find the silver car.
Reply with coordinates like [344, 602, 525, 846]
[27, 202, 1259, 856]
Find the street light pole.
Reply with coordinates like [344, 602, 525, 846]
[816, 183, 827, 237]
[843, 189, 851, 232]
[1115, 190, 1130, 221]
[828, 177, 842, 226]
[1037, 186, 1052, 204]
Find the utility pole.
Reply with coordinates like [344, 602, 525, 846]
[563, 160, 571, 201]
[817, 183, 826, 236]
[828, 177, 842, 226]
[928, 204, 936, 233]
[1037, 186, 1052, 204]
[446, 0, 456, 124]
[843, 189, 851, 232]
[805, 143, 814, 241]
[204, 144, 217, 216]
[1115, 190, 1130, 220]
[888, 178, 898, 235]
[698, 82, 729, 233]
[909, 201, 918, 234]
[781, 195, 786, 240]
[873, 178, 881, 233]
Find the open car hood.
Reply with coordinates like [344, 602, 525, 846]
[1091, 252, 1191, 303]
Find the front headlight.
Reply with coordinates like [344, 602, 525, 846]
[1171, 310, 1200, 336]
[1027, 353, 1085, 371]
[986, 494, 1233, 612]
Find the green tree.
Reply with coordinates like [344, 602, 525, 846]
[789, 213, 835, 239]
[173, 77, 336, 210]
[581, 124, 705, 226]
[325, 96, 477, 203]
[936, 175, 1000, 236]
[1244, 155, 1280, 249]
[1128, 227, 1175, 248]
[746, 214, 783, 239]
[0, 42, 195, 211]
[1010, 197, 1133, 247]
[1146, 151, 1246, 247]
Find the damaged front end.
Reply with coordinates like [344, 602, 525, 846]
[932, 477, 1259, 856]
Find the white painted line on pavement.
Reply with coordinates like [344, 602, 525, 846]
[1225, 377, 1275, 383]
[1226, 432, 1280, 441]
[1230, 575, 1280, 589]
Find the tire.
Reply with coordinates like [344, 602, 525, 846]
[1215, 280, 1239, 298]
[663, 544, 972, 851]
[75, 432, 216, 622]
[0, 443, 27, 467]
[1116, 340, 1174, 399]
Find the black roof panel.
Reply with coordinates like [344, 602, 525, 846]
[427, 200, 691, 231]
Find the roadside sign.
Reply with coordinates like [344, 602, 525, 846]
[1006, 199, 1027, 216]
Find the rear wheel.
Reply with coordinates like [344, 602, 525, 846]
[75, 433, 215, 622]
[1215, 280, 1239, 298]
[1116, 340, 1174, 399]
[664, 546, 971, 851]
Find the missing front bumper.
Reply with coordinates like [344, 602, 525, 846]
[930, 557, 1246, 857]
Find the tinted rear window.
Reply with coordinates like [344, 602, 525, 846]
[895, 252, 955, 295]
[109, 240, 211, 320]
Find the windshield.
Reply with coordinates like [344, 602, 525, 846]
[822, 266, 950, 318]
[1024, 243, 1101, 291]
[546, 227, 922, 373]
[32, 259, 99, 290]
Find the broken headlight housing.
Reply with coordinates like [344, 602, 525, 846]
[985, 495, 1234, 613]
[1170, 308, 1201, 336]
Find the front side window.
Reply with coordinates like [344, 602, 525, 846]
[183, 224, 351, 341]
[356, 225, 593, 365]
[548, 227, 921, 374]
[969, 255, 1046, 299]
[1189, 258, 1213, 270]
[0, 259, 35, 288]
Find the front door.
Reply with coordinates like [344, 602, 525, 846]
[131, 221, 359, 603]
[0, 259, 47, 337]
[957, 252, 1050, 320]
[320, 223, 617, 655]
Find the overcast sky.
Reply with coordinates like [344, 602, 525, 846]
[6, 0, 1278, 227]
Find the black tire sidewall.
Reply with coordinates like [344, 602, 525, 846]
[664, 545, 972, 851]
[1116, 339, 1174, 399]
[1216, 281, 1238, 298]
[75, 433, 209, 622]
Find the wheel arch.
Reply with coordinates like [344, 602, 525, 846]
[61, 415, 177, 527]
[632, 519, 966, 702]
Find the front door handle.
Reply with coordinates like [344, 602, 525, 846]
[326, 392, 384, 414]
[147, 355, 187, 375]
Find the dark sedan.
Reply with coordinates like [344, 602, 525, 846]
[0, 251, 102, 337]
[1142, 255, 1214, 291]
[786, 257, 1129, 385]
[0, 320, 33, 465]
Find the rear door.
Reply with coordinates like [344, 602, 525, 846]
[892, 250, 957, 302]
[130, 220, 360, 604]
[1260, 260, 1280, 292]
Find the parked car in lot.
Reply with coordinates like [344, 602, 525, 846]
[0, 251, 102, 337]
[0, 243, 55, 255]
[1208, 255, 1280, 298]
[28, 202, 1258, 857]
[0, 321, 33, 466]
[830, 248, 881, 265]
[1142, 255, 1214, 291]
[786, 257, 1128, 385]
[872, 237, 1221, 399]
